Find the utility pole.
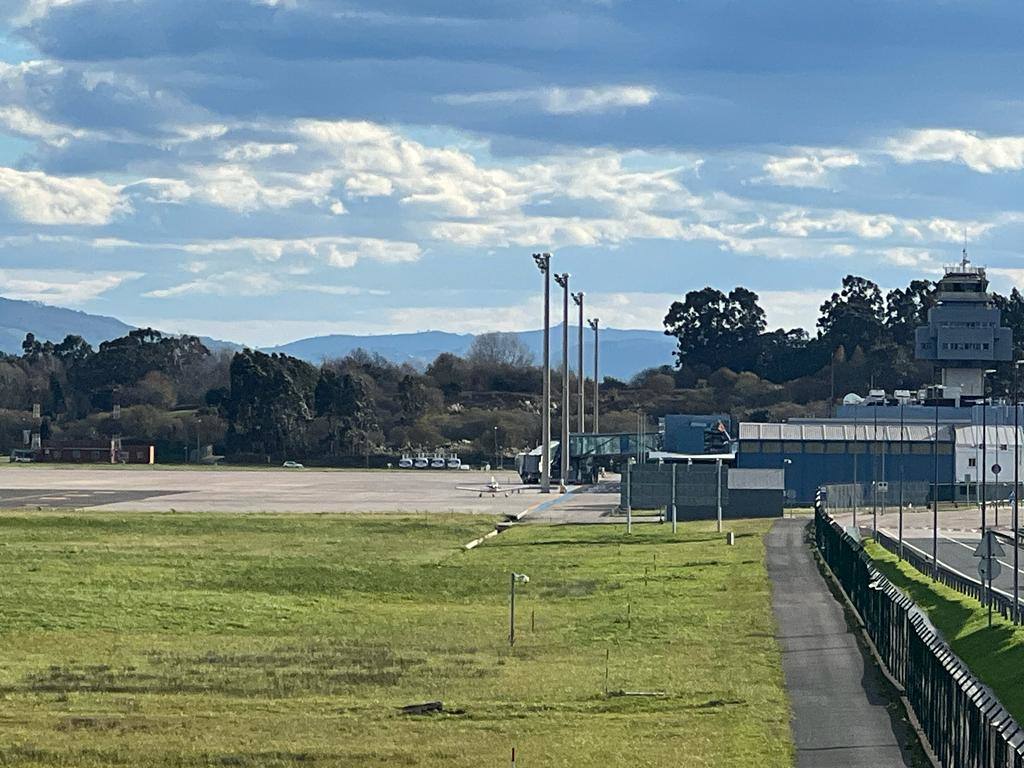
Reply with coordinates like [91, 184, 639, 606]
[588, 318, 600, 434]
[532, 253, 552, 493]
[572, 291, 585, 433]
[555, 272, 570, 491]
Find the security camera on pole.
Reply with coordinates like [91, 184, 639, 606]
[554, 272, 570, 492]
[532, 253, 552, 493]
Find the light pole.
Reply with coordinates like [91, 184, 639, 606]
[572, 292, 585, 433]
[872, 404, 878, 540]
[588, 318, 599, 434]
[982, 368, 997, 535]
[898, 402, 904, 560]
[532, 253, 552, 493]
[932, 384, 944, 580]
[555, 272, 570, 491]
[1011, 362, 1019, 626]
[509, 572, 530, 647]
[852, 406, 859, 526]
[494, 425, 499, 470]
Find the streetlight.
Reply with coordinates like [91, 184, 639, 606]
[532, 253, 552, 493]
[898, 401, 904, 560]
[1015, 360, 1023, 622]
[571, 291, 585, 434]
[554, 272, 570, 491]
[932, 384, 945, 580]
[509, 572, 530, 647]
[588, 318, 600, 434]
[982, 368, 997, 535]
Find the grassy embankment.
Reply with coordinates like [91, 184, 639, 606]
[0, 511, 792, 767]
[866, 541, 1024, 720]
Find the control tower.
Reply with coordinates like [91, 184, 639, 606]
[915, 253, 1012, 396]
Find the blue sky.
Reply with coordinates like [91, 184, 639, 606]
[2, 1, 1024, 345]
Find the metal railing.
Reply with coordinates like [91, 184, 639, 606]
[873, 530, 1021, 624]
[814, 494, 1024, 767]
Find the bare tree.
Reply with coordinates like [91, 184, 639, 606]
[466, 332, 534, 367]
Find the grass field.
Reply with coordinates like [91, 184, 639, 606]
[866, 542, 1024, 721]
[0, 511, 793, 767]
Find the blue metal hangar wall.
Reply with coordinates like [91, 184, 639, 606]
[736, 423, 955, 503]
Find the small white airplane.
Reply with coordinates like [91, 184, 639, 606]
[456, 476, 532, 498]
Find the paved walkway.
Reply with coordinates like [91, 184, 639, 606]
[767, 519, 914, 767]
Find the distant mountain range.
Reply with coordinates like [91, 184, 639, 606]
[0, 296, 676, 380]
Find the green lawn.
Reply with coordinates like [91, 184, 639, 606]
[0, 511, 793, 767]
[865, 541, 1024, 721]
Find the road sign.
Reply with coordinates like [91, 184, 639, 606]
[993, 463, 1002, 475]
[979, 558, 1003, 581]
[973, 531, 1006, 558]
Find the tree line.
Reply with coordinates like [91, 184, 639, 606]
[5, 272, 1024, 463]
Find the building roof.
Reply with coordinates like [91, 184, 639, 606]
[738, 422, 951, 442]
[953, 425, 1024, 447]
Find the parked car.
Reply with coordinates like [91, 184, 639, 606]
[282, 461, 304, 469]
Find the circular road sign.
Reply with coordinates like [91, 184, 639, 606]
[979, 558, 1003, 582]
[993, 463, 1002, 475]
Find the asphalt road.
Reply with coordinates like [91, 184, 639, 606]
[767, 519, 914, 767]
[903, 534, 1024, 596]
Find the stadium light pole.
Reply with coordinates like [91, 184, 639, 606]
[555, 272, 570, 491]
[982, 368, 997, 535]
[572, 291, 585, 433]
[532, 253, 552, 493]
[588, 318, 600, 434]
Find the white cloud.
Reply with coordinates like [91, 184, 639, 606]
[187, 164, 336, 213]
[179, 236, 422, 268]
[0, 167, 127, 225]
[220, 142, 298, 162]
[886, 129, 1024, 173]
[144, 271, 386, 299]
[0, 106, 87, 146]
[439, 85, 659, 115]
[0, 268, 140, 304]
[759, 150, 861, 188]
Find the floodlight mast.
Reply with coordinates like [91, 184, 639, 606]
[588, 318, 600, 433]
[532, 253, 552, 493]
[572, 291, 585, 433]
[555, 272, 570, 491]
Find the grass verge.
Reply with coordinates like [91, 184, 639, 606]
[0, 511, 792, 767]
[865, 540, 1024, 721]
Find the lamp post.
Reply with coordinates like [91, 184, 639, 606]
[899, 402, 904, 560]
[588, 318, 600, 434]
[572, 291, 584, 433]
[493, 425, 499, 470]
[554, 273, 570, 490]
[873, 403, 878, 541]
[982, 368, 997, 535]
[932, 385, 943, 580]
[852, 406, 859, 526]
[532, 253, 552, 493]
[1015, 359, 1023, 622]
[509, 572, 530, 647]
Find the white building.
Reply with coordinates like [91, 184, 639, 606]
[954, 425, 1024, 484]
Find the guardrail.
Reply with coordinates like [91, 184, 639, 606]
[814, 492, 1024, 767]
[873, 530, 1021, 624]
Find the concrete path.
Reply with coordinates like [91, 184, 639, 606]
[767, 519, 914, 767]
